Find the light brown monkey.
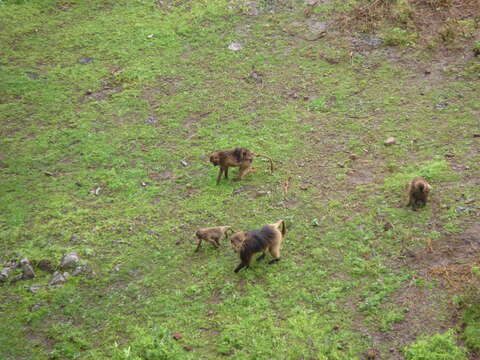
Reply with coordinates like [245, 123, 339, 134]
[406, 177, 431, 210]
[209, 147, 274, 185]
[195, 226, 234, 252]
[230, 220, 286, 273]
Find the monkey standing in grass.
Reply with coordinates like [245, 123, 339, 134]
[406, 177, 431, 210]
[209, 147, 274, 185]
[194, 226, 234, 252]
[230, 220, 286, 273]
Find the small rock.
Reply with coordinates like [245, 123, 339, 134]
[309, 21, 327, 37]
[91, 187, 101, 196]
[72, 265, 88, 276]
[30, 303, 43, 311]
[300, 184, 308, 190]
[28, 284, 42, 294]
[78, 57, 93, 65]
[207, 310, 215, 316]
[172, 333, 183, 340]
[337, 162, 345, 168]
[141, 182, 148, 187]
[253, 190, 270, 198]
[20, 258, 35, 280]
[349, 154, 358, 161]
[112, 264, 122, 273]
[36, 259, 55, 273]
[70, 234, 80, 243]
[306, 0, 318, 5]
[435, 102, 448, 109]
[183, 346, 193, 352]
[147, 34, 154, 38]
[145, 115, 157, 125]
[384, 136, 396, 146]
[383, 222, 394, 232]
[49, 271, 70, 286]
[180, 160, 188, 167]
[44, 171, 54, 176]
[245, 1, 259, 16]
[333, 324, 340, 331]
[25, 72, 39, 80]
[228, 42, 243, 51]
[60, 252, 80, 270]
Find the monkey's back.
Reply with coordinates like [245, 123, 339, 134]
[242, 226, 278, 253]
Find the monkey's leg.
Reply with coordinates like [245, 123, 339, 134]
[238, 166, 256, 180]
[256, 252, 266, 262]
[213, 237, 221, 248]
[268, 246, 281, 264]
[194, 238, 203, 252]
[234, 262, 248, 273]
[216, 168, 224, 185]
[225, 167, 229, 179]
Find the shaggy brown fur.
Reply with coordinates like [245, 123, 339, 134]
[406, 177, 431, 210]
[195, 226, 234, 252]
[209, 147, 274, 185]
[230, 220, 286, 273]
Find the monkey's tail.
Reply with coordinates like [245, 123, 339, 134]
[280, 220, 286, 237]
[254, 153, 274, 173]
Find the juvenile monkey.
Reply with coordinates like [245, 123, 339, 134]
[195, 226, 234, 252]
[230, 220, 286, 273]
[406, 177, 431, 210]
[209, 147, 274, 185]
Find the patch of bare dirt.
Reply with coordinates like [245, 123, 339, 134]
[359, 222, 480, 359]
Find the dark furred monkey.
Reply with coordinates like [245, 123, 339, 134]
[406, 177, 431, 210]
[195, 226, 234, 252]
[209, 147, 274, 185]
[230, 220, 286, 273]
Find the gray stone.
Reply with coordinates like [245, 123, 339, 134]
[20, 258, 35, 280]
[49, 271, 70, 286]
[384, 137, 396, 146]
[60, 252, 80, 270]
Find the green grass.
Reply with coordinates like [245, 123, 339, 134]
[404, 331, 468, 360]
[1, 0, 479, 359]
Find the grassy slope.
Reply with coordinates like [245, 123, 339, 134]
[0, 0, 479, 359]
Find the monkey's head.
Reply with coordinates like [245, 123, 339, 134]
[209, 152, 220, 166]
[230, 231, 248, 252]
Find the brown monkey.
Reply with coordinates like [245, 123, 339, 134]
[230, 220, 286, 273]
[209, 147, 274, 185]
[195, 226, 234, 252]
[406, 177, 431, 210]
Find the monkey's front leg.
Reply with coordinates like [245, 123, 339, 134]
[194, 238, 203, 252]
[225, 167, 229, 179]
[216, 168, 224, 185]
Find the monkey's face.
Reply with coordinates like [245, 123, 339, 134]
[230, 232, 247, 252]
[209, 152, 220, 166]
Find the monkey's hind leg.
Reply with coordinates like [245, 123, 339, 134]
[268, 245, 281, 265]
[237, 166, 257, 181]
